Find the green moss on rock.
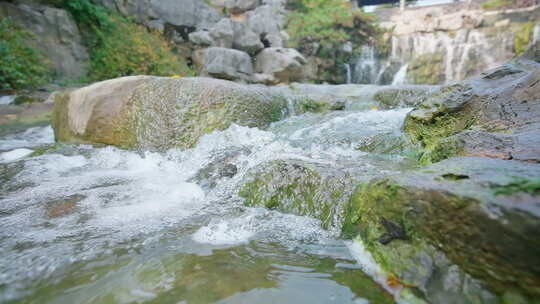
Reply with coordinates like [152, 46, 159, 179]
[514, 22, 535, 56]
[407, 52, 445, 85]
[344, 174, 540, 299]
[239, 160, 355, 231]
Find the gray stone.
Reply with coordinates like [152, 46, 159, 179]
[210, 19, 235, 48]
[189, 30, 214, 46]
[255, 48, 307, 84]
[224, 0, 260, 14]
[246, 4, 287, 36]
[201, 47, 253, 81]
[232, 21, 264, 54]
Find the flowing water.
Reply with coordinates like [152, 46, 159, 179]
[0, 104, 417, 303]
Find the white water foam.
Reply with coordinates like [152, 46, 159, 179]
[192, 208, 331, 246]
[0, 125, 54, 151]
[0, 95, 15, 105]
[0, 148, 33, 162]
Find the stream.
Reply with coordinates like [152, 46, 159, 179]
[0, 104, 416, 303]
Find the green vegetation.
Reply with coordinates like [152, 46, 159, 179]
[481, 0, 512, 10]
[287, 0, 355, 47]
[60, 0, 193, 81]
[514, 22, 534, 56]
[492, 177, 540, 196]
[0, 18, 51, 90]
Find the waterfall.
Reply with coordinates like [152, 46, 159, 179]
[344, 63, 352, 84]
[391, 64, 408, 85]
[352, 45, 380, 84]
[534, 23, 540, 44]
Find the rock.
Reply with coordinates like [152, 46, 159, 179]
[239, 159, 356, 233]
[232, 21, 264, 54]
[189, 30, 214, 46]
[522, 40, 540, 62]
[407, 52, 446, 85]
[373, 86, 440, 109]
[200, 47, 254, 81]
[404, 60, 540, 164]
[0, 2, 89, 80]
[246, 4, 287, 36]
[149, 0, 221, 30]
[345, 157, 540, 301]
[95, 0, 221, 36]
[225, 0, 260, 14]
[210, 19, 235, 48]
[52, 76, 286, 149]
[262, 32, 285, 47]
[254, 48, 307, 84]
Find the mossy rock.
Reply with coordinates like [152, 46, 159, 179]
[239, 159, 356, 232]
[344, 157, 540, 301]
[404, 60, 540, 164]
[52, 76, 287, 150]
[407, 52, 446, 85]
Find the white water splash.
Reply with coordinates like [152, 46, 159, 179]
[0, 126, 54, 151]
[0, 148, 33, 162]
[0, 95, 16, 105]
[391, 64, 409, 85]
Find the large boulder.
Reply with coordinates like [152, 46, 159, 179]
[254, 48, 307, 84]
[0, 2, 89, 80]
[200, 47, 254, 81]
[404, 59, 540, 164]
[52, 76, 286, 149]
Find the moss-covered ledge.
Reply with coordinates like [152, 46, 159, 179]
[343, 157, 540, 301]
[403, 59, 540, 164]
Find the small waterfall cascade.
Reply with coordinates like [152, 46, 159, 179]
[344, 63, 352, 84]
[351, 45, 381, 84]
[534, 23, 540, 44]
[391, 64, 408, 85]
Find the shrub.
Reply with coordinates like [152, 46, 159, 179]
[89, 16, 194, 80]
[287, 0, 378, 48]
[0, 18, 51, 90]
[62, 0, 194, 80]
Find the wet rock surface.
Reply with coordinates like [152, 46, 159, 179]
[404, 59, 540, 164]
[345, 157, 540, 301]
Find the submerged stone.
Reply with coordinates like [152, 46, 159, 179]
[52, 76, 287, 150]
[239, 159, 356, 233]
